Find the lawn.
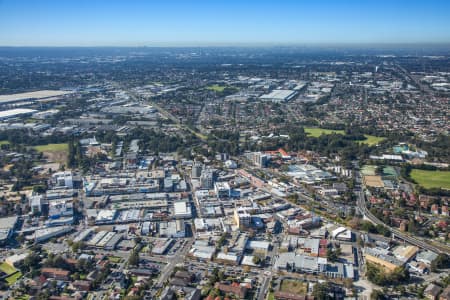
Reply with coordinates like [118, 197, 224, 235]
[361, 165, 377, 176]
[280, 279, 307, 294]
[410, 169, 450, 190]
[0, 262, 17, 275]
[303, 128, 385, 145]
[206, 84, 227, 92]
[5, 271, 22, 285]
[303, 127, 345, 137]
[356, 134, 386, 146]
[108, 256, 122, 263]
[0, 140, 9, 146]
[33, 143, 68, 152]
[267, 292, 275, 300]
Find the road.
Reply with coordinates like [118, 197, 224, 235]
[152, 238, 194, 294]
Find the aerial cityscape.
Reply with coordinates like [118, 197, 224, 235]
[0, 1, 449, 300]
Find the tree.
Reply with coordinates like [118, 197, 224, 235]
[252, 256, 261, 265]
[327, 248, 341, 262]
[431, 253, 449, 272]
[370, 289, 386, 300]
[128, 250, 139, 266]
[312, 282, 331, 300]
[343, 278, 353, 290]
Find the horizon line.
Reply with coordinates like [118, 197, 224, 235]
[1, 42, 450, 48]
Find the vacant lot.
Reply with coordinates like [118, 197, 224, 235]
[410, 169, 450, 189]
[364, 175, 384, 188]
[304, 127, 345, 137]
[280, 279, 307, 294]
[34, 143, 68, 164]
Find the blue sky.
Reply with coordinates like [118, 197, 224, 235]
[0, 0, 449, 46]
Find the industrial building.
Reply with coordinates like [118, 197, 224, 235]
[29, 226, 72, 243]
[260, 89, 297, 102]
[159, 220, 186, 238]
[0, 216, 18, 243]
[0, 108, 37, 120]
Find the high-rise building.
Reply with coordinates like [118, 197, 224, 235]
[253, 152, 270, 168]
[234, 208, 251, 229]
[191, 161, 203, 178]
[200, 168, 214, 189]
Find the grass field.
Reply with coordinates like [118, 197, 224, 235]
[361, 165, 377, 176]
[34, 143, 68, 152]
[5, 271, 22, 285]
[108, 256, 122, 263]
[410, 169, 450, 190]
[0, 262, 17, 275]
[280, 279, 307, 294]
[0, 140, 9, 146]
[304, 127, 345, 137]
[206, 84, 227, 92]
[356, 134, 386, 146]
[304, 127, 385, 146]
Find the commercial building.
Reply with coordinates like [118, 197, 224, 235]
[200, 169, 214, 189]
[331, 227, 353, 241]
[416, 251, 439, 265]
[191, 161, 203, 178]
[250, 152, 270, 168]
[48, 199, 73, 219]
[152, 238, 173, 255]
[189, 241, 215, 261]
[51, 171, 81, 189]
[275, 253, 326, 274]
[234, 208, 251, 229]
[216, 252, 241, 265]
[214, 182, 231, 198]
[174, 200, 192, 219]
[29, 195, 45, 213]
[363, 247, 404, 273]
[95, 210, 117, 224]
[393, 245, 419, 263]
[246, 240, 270, 255]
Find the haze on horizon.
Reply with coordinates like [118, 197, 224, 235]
[0, 0, 450, 47]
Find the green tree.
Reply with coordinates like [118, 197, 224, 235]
[128, 250, 140, 266]
[312, 282, 331, 300]
[370, 289, 386, 300]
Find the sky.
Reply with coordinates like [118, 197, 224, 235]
[0, 0, 449, 46]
